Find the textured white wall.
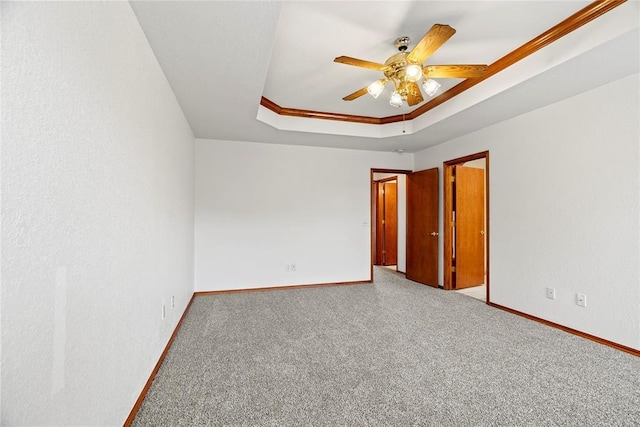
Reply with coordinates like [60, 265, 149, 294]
[414, 73, 640, 350]
[194, 139, 412, 291]
[1, 2, 194, 424]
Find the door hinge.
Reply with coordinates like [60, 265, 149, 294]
[381, 219, 385, 224]
[450, 176, 455, 183]
[451, 266, 456, 272]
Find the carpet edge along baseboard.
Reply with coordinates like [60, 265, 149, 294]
[123, 294, 196, 426]
[487, 302, 640, 358]
[194, 280, 372, 295]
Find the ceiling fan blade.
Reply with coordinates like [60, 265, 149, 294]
[334, 56, 387, 71]
[407, 24, 456, 64]
[406, 82, 424, 106]
[343, 86, 369, 101]
[423, 64, 488, 78]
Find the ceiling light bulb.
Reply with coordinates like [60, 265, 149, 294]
[367, 80, 386, 98]
[389, 91, 402, 108]
[422, 78, 441, 97]
[405, 64, 423, 82]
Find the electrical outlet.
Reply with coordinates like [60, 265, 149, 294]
[285, 264, 290, 272]
[577, 294, 587, 307]
[171, 296, 175, 309]
[290, 264, 296, 272]
[546, 287, 556, 300]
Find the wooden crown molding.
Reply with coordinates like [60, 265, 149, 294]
[261, 0, 626, 125]
[260, 97, 383, 125]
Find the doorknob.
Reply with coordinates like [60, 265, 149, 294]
[480, 230, 485, 235]
[430, 232, 439, 236]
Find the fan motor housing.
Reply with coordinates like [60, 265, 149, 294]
[383, 52, 422, 93]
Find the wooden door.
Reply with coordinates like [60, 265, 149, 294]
[406, 168, 439, 287]
[374, 180, 398, 266]
[375, 182, 384, 265]
[383, 182, 397, 265]
[455, 165, 485, 288]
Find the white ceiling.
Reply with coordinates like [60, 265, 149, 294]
[129, 1, 639, 152]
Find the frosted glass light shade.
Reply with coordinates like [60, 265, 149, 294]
[405, 64, 423, 82]
[422, 78, 441, 97]
[389, 91, 402, 107]
[367, 80, 386, 98]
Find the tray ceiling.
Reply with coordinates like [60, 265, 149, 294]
[130, 1, 639, 152]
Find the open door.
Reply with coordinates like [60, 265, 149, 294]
[454, 165, 485, 288]
[443, 152, 489, 301]
[370, 169, 411, 279]
[383, 181, 398, 265]
[374, 179, 397, 266]
[406, 168, 439, 287]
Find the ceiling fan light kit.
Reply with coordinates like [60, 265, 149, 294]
[334, 24, 488, 108]
[404, 64, 423, 82]
[422, 78, 442, 97]
[389, 91, 403, 107]
[367, 79, 387, 98]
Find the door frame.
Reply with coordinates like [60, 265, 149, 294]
[374, 176, 399, 266]
[443, 152, 490, 301]
[370, 169, 412, 280]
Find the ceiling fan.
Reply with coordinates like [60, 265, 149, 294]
[334, 24, 488, 108]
